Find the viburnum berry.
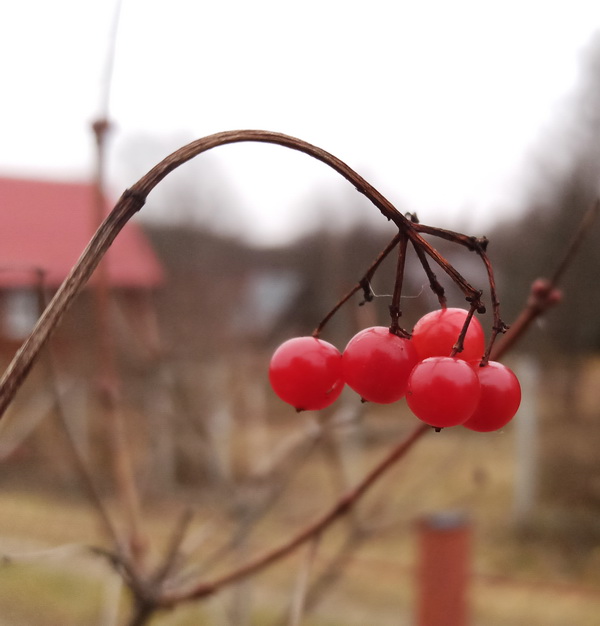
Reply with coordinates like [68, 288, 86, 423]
[342, 326, 418, 403]
[411, 308, 485, 362]
[463, 361, 521, 432]
[406, 356, 481, 428]
[268, 336, 344, 411]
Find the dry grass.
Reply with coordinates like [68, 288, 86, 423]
[0, 399, 599, 625]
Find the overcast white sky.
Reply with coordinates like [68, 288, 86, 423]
[1, 1, 599, 244]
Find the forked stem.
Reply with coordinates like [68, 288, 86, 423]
[389, 231, 409, 335]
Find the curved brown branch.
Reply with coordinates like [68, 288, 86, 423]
[0, 130, 413, 418]
[0, 129, 506, 417]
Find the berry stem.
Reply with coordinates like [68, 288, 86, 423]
[411, 239, 447, 308]
[411, 221, 509, 360]
[407, 229, 484, 310]
[389, 231, 409, 335]
[449, 304, 478, 358]
[477, 248, 509, 364]
[312, 232, 403, 337]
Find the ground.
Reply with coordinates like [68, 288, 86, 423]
[0, 401, 599, 625]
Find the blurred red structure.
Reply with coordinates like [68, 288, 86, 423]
[0, 175, 164, 349]
[416, 512, 471, 626]
[0, 176, 164, 289]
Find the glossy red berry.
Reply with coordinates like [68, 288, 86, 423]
[269, 336, 344, 411]
[342, 326, 418, 403]
[406, 356, 481, 428]
[463, 361, 521, 432]
[411, 308, 485, 362]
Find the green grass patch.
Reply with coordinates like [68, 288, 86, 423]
[0, 560, 106, 626]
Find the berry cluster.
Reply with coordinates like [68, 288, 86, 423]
[268, 308, 521, 432]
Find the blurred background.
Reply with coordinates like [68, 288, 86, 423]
[0, 1, 600, 624]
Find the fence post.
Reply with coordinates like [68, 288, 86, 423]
[416, 512, 470, 626]
[513, 356, 540, 526]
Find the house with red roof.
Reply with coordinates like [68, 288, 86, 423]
[0, 175, 168, 472]
[0, 175, 164, 343]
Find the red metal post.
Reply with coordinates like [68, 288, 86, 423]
[416, 512, 471, 626]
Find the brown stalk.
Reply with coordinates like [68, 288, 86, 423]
[491, 198, 600, 361]
[411, 240, 447, 308]
[406, 228, 484, 310]
[477, 249, 509, 363]
[449, 304, 479, 358]
[388, 231, 409, 335]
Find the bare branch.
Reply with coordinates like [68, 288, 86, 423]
[491, 198, 600, 361]
[158, 423, 429, 607]
[0, 130, 411, 418]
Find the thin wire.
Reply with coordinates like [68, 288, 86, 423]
[363, 281, 426, 300]
[98, 0, 124, 119]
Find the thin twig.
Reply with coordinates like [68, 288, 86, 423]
[91, 118, 148, 566]
[151, 508, 194, 587]
[389, 232, 409, 335]
[477, 248, 509, 363]
[411, 223, 489, 311]
[313, 232, 402, 336]
[287, 535, 321, 626]
[284, 524, 371, 623]
[158, 423, 429, 607]
[407, 229, 484, 310]
[34, 269, 130, 561]
[548, 198, 600, 286]
[411, 240, 447, 308]
[491, 198, 600, 361]
[450, 304, 479, 358]
[188, 420, 323, 580]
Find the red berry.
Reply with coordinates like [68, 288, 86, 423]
[406, 357, 481, 428]
[463, 361, 521, 432]
[342, 326, 418, 403]
[411, 308, 485, 362]
[269, 336, 344, 411]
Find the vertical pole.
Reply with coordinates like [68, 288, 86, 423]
[91, 119, 146, 564]
[416, 512, 470, 626]
[513, 356, 540, 525]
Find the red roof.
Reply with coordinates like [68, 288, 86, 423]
[0, 176, 164, 288]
